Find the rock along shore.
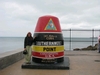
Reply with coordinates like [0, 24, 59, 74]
[73, 43, 98, 51]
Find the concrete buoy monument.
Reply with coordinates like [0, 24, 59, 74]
[22, 15, 70, 69]
[32, 15, 64, 64]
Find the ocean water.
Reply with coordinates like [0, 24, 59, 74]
[64, 37, 98, 50]
[0, 37, 24, 54]
[0, 37, 98, 54]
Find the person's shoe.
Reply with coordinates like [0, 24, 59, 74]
[25, 62, 31, 64]
[97, 50, 100, 53]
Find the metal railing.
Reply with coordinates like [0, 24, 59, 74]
[62, 29, 100, 50]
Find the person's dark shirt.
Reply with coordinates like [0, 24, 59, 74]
[24, 37, 33, 48]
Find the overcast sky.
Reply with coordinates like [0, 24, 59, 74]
[0, 0, 100, 37]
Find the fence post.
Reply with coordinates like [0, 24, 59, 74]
[92, 29, 94, 50]
[70, 29, 71, 50]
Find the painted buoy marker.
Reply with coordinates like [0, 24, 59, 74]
[32, 15, 64, 64]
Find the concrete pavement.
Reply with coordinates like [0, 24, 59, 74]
[0, 51, 100, 75]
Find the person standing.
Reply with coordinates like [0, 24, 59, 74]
[98, 35, 100, 53]
[24, 32, 34, 64]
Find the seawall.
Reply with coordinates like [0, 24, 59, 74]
[0, 49, 24, 70]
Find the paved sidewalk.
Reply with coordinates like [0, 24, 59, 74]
[0, 51, 100, 75]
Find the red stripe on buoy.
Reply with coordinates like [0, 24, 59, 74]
[32, 51, 64, 58]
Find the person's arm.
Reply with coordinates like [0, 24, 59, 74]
[32, 36, 36, 44]
[98, 37, 100, 44]
[24, 37, 27, 50]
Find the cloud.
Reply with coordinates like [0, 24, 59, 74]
[0, 0, 100, 36]
[1, 2, 40, 21]
[0, 2, 39, 36]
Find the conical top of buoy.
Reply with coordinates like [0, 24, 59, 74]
[34, 15, 62, 32]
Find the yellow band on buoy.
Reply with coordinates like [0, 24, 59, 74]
[32, 45, 64, 52]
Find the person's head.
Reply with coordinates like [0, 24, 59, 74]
[26, 32, 32, 37]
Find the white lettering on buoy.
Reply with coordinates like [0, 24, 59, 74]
[36, 41, 61, 46]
